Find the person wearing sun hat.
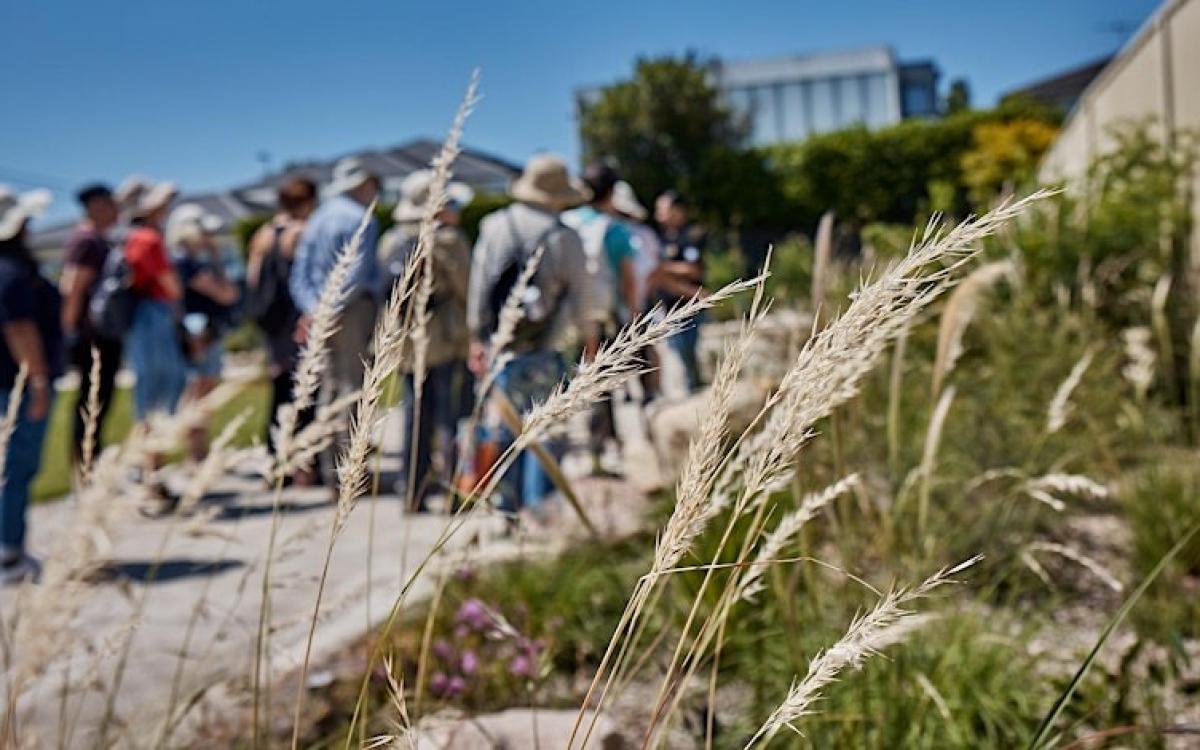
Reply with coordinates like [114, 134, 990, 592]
[290, 156, 382, 484]
[0, 186, 63, 582]
[466, 154, 607, 518]
[377, 169, 474, 511]
[122, 179, 188, 513]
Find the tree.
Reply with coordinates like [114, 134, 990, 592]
[578, 53, 780, 226]
[946, 78, 972, 114]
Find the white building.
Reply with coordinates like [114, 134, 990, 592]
[714, 46, 940, 145]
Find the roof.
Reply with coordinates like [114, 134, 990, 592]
[29, 138, 521, 254]
[1003, 56, 1113, 112]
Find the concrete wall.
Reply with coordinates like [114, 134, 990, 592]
[1040, 0, 1199, 259]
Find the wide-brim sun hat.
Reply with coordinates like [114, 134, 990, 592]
[328, 157, 377, 195]
[392, 169, 475, 222]
[133, 180, 179, 218]
[114, 175, 151, 211]
[611, 180, 647, 220]
[509, 154, 590, 210]
[0, 186, 52, 242]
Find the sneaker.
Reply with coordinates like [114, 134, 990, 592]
[0, 554, 41, 585]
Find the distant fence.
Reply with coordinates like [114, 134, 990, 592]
[1040, 0, 1199, 260]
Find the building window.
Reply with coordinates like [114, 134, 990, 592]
[902, 82, 935, 117]
[810, 78, 835, 133]
[864, 73, 891, 127]
[781, 81, 808, 141]
[838, 76, 864, 126]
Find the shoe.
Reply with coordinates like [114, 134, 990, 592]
[140, 486, 182, 519]
[0, 553, 41, 585]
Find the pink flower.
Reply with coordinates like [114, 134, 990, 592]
[455, 598, 492, 631]
[430, 672, 450, 696]
[432, 639, 455, 663]
[508, 654, 533, 677]
[446, 675, 467, 696]
[460, 650, 479, 675]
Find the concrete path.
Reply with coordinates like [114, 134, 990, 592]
[4, 400, 660, 749]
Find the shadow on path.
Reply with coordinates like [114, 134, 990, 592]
[93, 558, 245, 584]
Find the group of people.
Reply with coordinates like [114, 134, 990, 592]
[0, 151, 706, 581]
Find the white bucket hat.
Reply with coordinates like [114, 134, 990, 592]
[0, 186, 52, 242]
[392, 169, 475, 223]
[509, 154, 590, 210]
[133, 180, 179, 218]
[611, 180, 647, 220]
[328, 157, 377, 195]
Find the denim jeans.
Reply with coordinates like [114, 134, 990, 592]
[668, 314, 703, 394]
[127, 300, 186, 420]
[490, 350, 565, 514]
[401, 360, 464, 509]
[0, 389, 52, 553]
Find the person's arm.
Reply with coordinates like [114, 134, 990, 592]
[245, 222, 275, 288]
[465, 221, 493, 376]
[619, 257, 638, 315]
[3, 321, 51, 420]
[437, 231, 472, 304]
[157, 269, 184, 302]
[188, 270, 240, 306]
[59, 263, 98, 336]
[289, 221, 321, 317]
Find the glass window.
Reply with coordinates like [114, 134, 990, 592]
[780, 81, 807, 141]
[903, 83, 935, 117]
[810, 78, 836, 133]
[755, 84, 779, 144]
[838, 76, 864, 126]
[864, 74, 891, 127]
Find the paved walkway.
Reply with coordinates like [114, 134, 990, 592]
[5, 401, 659, 749]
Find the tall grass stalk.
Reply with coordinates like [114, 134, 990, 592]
[916, 385, 955, 543]
[887, 329, 908, 473]
[78, 348, 101, 484]
[743, 557, 980, 748]
[291, 76, 479, 749]
[0, 365, 28, 494]
[577, 193, 1049, 747]
[931, 260, 1016, 396]
[252, 199, 373, 747]
[346, 279, 760, 748]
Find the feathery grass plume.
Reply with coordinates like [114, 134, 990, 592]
[178, 410, 249, 514]
[714, 193, 1050, 520]
[0, 364, 28, 490]
[270, 205, 374, 469]
[6, 441, 147, 693]
[917, 385, 955, 539]
[78, 347, 102, 484]
[738, 474, 861, 602]
[1191, 316, 1200, 436]
[1121, 326, 1155, 399]
[1027, 542, 1124, 593]
[289, 74, 480, 750]
[488, 243, 545, 368]
[364, 658, 415, 750]
[1023, 472, 1110, 502]
[650, 277, 770, 578]
[1046, 348, 1095, 434]
[931, 259, 1016, 395]
[886, 328, 908, 472]
[520, 278, 761, 453]
[810, 210, 834, 323]
[266, 390, 359, 481]
[744, 557, 981, 748]
[143, 380, 246, 455]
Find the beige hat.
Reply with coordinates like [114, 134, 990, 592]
[114, 175, 151, 211]
[167, 203, 224, 246]
[0, 186, 52, 242]
[133, 180, 179, 218]
[392, 169, 475, 222]
[329, 157, 377, 195]
[509, 154, 590, 210]
[611, 180, 647, 220]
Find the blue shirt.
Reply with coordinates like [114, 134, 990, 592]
[289, 194, 380, 315]
[561, 205, 636, 275]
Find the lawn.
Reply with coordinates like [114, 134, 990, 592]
[33, 380, 272, 501]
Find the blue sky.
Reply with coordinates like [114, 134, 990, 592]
[2, 0, 1160, 223]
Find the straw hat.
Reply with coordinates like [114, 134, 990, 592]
[132, 180, 179, 218]
[0, 186, 52, 242]
[611, 180, 647, 220]
[328, 157, 377, 195]
[509, 154, 590, 210]
[114, 175, 151, 211]
[392, 169, 475, 223]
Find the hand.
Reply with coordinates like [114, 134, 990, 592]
[467, 340, 488, 377]
[28, 383, 50, 421]
[294, 315, 312, 346]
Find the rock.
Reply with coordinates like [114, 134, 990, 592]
[647, 378, 772, 480]
[415, 708, 626, 749]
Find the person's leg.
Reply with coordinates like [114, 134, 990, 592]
[320, 295, 377, 484]
[669, 320, 702, 394]
[267, 367, 291, 453]
[70, 339, 92, 463]
[1, 390, 52, 565]
[508, 350, 565, 511]
[127, 302, 155, 421]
